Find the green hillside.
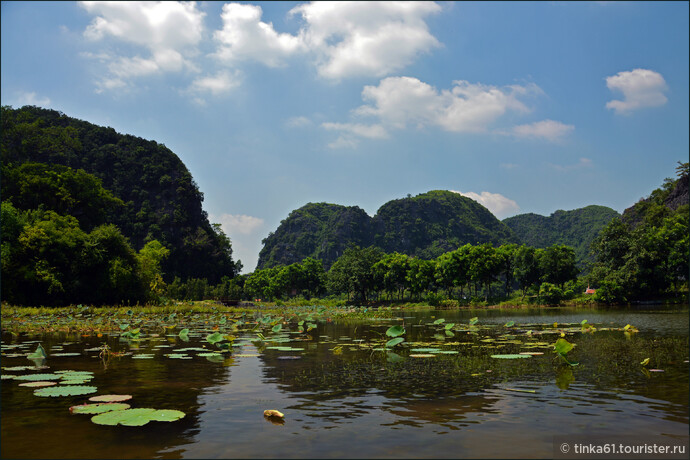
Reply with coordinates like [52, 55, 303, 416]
[257, 203, 373, 269]
[257, 190, 519, 269]
[372, 190, 518, 258]
[1, 105, 238, 283]
[503, 205, 621, 265]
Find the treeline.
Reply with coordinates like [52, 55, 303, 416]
[173, 242, 582, 306]
[584, 162, 688, 303]
[1, 106, 239, 284]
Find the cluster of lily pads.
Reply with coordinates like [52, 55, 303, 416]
[1, 343, 187, 427]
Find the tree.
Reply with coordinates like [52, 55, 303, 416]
[467, 243, 503, 300]
[512, 245, 541, 300]
[406, 258, 436, 300]
[538, 245, 578, 288]
[137, 240, 170, 301]
[373, 252, 410, 300]
[327, 246, 384, 302]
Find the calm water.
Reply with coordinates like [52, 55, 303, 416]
[1, 306, 688, 459]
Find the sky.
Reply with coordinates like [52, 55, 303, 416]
[2, 1, 688, 273]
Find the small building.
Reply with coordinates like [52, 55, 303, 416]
[584, 285, 596, 294]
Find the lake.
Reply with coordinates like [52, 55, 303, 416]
[1, 305, 688, 459]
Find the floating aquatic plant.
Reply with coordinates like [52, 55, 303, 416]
[386, 325, 405, 337]
[70, 403, 131, 414]
[490, 354, 531, 359]
[91, 408, 185, 426]
[89, 394, 132, 402]
[34, 385, 98, 397]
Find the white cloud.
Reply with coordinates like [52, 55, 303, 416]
[321, 76, 542, 146]
[499, 162, 519, 170]
[214, 213, 265, 235]
[451, 190, 520, 219]
[213, 3, 304, 67]
[189, 70, 241, 95]
[549, 157, 593, 172]
[511, 119, 574, 142]
[605, 68, 668, 114]
[290, 1, 441, 79]
[79, 1, 205, 89]
[355, 77, 537, 133]
[13, 91, 51, 107]
[211, 1, 441, 79]
[321, 122, 389, 139]
[285, 116, 313, 128]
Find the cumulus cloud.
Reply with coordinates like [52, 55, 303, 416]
[13, 91, 51, 107]
[79, 1, 205, 89]
[188, 70, 241, 95]
[213, 3, 304, 67]
[511, 119, 574, 142]
[605, 68, 668, 114]
[451, 190, 520, 219]
[290, 1, 441, 79]
[321, 76, 542, 147]
[322, 121, 389, 149]
[214, 213, 265, 235]
[549, 157, 593, 172]
[285, 116, 313, 128]
[212, 1, 441, 79]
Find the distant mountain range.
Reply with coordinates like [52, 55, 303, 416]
[257, 189, 623, 270]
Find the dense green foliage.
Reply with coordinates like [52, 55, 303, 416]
[258, 190, 518, 270]
[503, 205, 621, 266]
[0, 202, 160, 306]
[1, 105, 238, 283]
[257, 203, 372, 269]
[585, 163, 689, 303]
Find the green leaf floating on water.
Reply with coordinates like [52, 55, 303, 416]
[178, 328, 189, 338]
[469, 317, 479, 325]
[385, 325, 405, 337]
[91, 408, 185, 426]
[271, 323, 282, 333]
[70, 403, 131, 414]
[491, 354, 531, 359]
[554, 338, 574, 355]
[504, 321, 515, 327]
[34, 385, 98, 397]
[14, 373, 62, 381]
[385, 337, 405, 348]
[27, 344, 47, 359]
[444, 323, 455, 330]
[433, 318, 445, 325]
[89, 394, 132, 402]
[206, 332, 224, 344]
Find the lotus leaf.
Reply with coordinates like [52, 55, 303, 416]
[490, 354, 531, 359]
[433, 318, 445, 325]
[14, 373, 62, 381]
[409, 348, 440, 353]
[385, 337, 405, 348]
[148, 409, 185, 422]
[70, 403, 131, 414]
[504, 321, 515, 327]
[206, 332, 224, 344]
[554, 338, 574, 355]
[27, 344, 47, 359]
[385, 325, 405, 337]
[271, 324, 282, 333]
[51, 353, 81, 357]
[89, 394, 132, 402]
[409, 354, 436, 358]
[469, 317, 479, 325]
[19, 381, 57, 387]
[91, 408, 156, 426]
[640, 357, 650, 366]
[34, 385, 97, 397]
[61, 380, 89, 385]
[2, 366, 36, 371]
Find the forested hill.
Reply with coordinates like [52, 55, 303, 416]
[1, 105, 237, 283]
[257, 203, 373, 269]
[257, 190, 518, 269]
[622, 163, 689, 228]
[371, 190, 518, 258]
[502, 205, 621, 265]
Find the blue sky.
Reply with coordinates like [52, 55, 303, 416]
[2, 1, 688, 272]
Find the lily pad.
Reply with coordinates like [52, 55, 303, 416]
[89, 394, 132, 402]
[14, 373, 62, 381]
[91, 408, 184, 426]
[70, 403, 131, 414]
[385, 337, 405, 348]
[490, 354, 531, 359]
[18, 381, 57, 387]
[34, 385, 98, 397]
[206, 332, 224, 344]
[409, 354, 436, 358]
[385, 325, 405, 337]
